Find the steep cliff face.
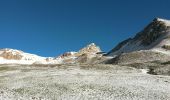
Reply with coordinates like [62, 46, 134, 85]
[107, 18, 170, 56]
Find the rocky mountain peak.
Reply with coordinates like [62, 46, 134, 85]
[54, 43, 103, 64]
[78, 43, 101, 55]
[134, 18, 170, 45]
[107, 18, 170, 56]
[153, 17, 170, 26]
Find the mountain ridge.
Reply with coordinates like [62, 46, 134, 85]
[1, 18, 170, 65]
[107, 17, 170, 56]
[0, 43, 102, 64]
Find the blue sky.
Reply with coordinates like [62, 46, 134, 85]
[0, 0, 170, 57]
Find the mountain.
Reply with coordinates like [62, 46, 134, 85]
[55, 43, 103, 64]
[0, 48, 62, 64]
[0, 43, 103, 64]
[77, 43, 101, 55]
[106, 18, 170, 64]
[107, 18, 170, 56]
[0, 48, 43, 64]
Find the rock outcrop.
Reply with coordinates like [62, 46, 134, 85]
[55, 43, 103, 64]
[77, 43, 101, 55]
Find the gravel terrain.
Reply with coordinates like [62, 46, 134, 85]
[0, 64, 170, 100]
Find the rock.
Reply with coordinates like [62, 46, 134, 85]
[58, 52, 77, 58]
[162, 45, 170, 50]
[77, 43, 101, 55]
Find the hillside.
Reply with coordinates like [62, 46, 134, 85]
[107, 18, 170, 56]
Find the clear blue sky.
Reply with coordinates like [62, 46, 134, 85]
[0, 0, 170, 57]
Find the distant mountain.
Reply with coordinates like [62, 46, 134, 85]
[0, 43, 103, 64]
[107, 18, 170, 56]
[57, 43, 101, 58]
[0, 48, 45, 64]
[55, 43, 103, 64]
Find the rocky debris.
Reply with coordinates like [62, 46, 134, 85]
[125, 60, 170, 76]
[76, 53, 89, 63]
[106, 50, 170, 65]
[1, 64, 170, 99]
[76, 53, 97, 63]
[162, 45, 170, 50]
[76, 53, 111, 64]
[32, 61, 45, 65]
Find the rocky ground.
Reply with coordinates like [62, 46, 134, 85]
[0, 64, 170, 100]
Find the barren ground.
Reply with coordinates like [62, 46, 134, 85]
[0, 64, 170, 100]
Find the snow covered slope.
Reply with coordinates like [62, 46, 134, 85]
[107, 18, 170, 56]
[0, 48, 61, 64]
